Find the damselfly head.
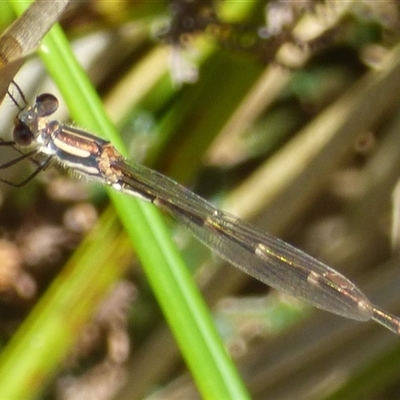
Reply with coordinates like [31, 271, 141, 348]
[10, 93, 59, 148]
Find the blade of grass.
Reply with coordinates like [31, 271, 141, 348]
[4, 1, 252, 399]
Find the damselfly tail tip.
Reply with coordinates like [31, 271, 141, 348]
[372, 306, 400, 335]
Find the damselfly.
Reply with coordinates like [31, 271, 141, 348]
[2, 84, 400, 334]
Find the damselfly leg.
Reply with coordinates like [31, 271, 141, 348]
[0, 154, 52, 187]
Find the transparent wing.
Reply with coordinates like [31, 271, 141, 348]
[113, 158, 374, 322]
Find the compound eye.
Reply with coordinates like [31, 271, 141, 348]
[13, 121, 35, 146]
[35, 93, 59, 117]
